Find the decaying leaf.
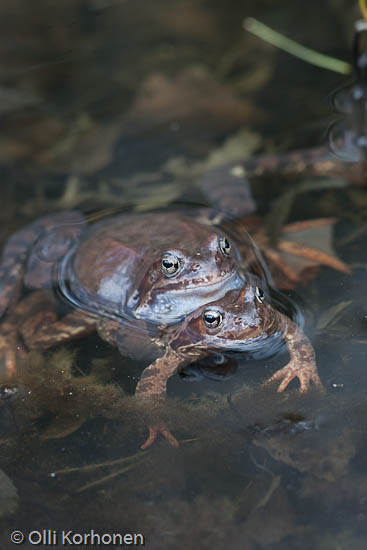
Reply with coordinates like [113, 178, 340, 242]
[125, 67, 261, 135]
[0, 469, 19, 518]
[40, 412, 87, 440]
[265, 178, 348, 246]
[233, 216, 351, 289]
[315, 300, 353, 332]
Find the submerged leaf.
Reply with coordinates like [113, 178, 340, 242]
[0, 469, 19, 518]
[316, 301, 353, 331]
[233, 216, 351, 289]
[266, 178, 348, 245]
[40, 413, 87, 440]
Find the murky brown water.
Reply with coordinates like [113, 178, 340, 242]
[0, 1, 366, 548]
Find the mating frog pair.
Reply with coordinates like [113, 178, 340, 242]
[0, 146, 351, 447]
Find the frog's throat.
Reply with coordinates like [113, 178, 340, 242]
[134, 271, 245, 324]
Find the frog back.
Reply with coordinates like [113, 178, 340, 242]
[58, 211, 245, 324]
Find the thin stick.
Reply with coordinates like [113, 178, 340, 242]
[75, 463, 140, 493]
[51, 451, 146, 475]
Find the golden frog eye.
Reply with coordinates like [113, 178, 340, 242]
[202, 309, 223, 328]
[161, 253, 181, 277]
[255, 286, 265, 303]
[219, 236, 231, 255]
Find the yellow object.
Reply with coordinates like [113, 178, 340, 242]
[359, 0, 367, 22]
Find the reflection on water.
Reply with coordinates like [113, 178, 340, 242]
[0, 0, 366, 549]
[328, 19, 367, 161]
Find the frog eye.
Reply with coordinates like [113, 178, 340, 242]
[255, 287, 265, 303]
[161, 253, 181, 277]
[219, 236, 231, 255]
[202, 309, 223, 328]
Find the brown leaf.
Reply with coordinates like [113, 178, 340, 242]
[277, 240, 351, 274]
[40, 413, 86, 440]
[233, 216, 351, 289]
[126, 67, 261, 134]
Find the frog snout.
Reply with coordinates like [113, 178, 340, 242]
[234, 304, 262, 329]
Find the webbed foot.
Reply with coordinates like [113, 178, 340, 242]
[141, 423, 179, 449]
[266, 360, 324, 393]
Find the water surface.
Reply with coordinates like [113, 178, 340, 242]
[0, 1, 366, 549]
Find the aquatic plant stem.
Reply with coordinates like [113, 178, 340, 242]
[359, 0, 367, 22]
[244, 17, 352, 75]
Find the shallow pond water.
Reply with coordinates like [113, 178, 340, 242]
[0, 1, 366, 549]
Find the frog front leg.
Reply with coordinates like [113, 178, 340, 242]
[266, 313, 324, 392]
[135, 349, 187, 449]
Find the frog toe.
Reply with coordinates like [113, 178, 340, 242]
[298, 369, 325, 393]
[266, 367, 295, 392]
[266, 362, 324, 393]
[141, 423, 179, 449]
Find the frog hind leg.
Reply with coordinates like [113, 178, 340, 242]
[0, 290, 96, 376]
[141, 424, 179, 449]
[0, 291, 55, 376]
[19, 292, 96, 350]
[135, 349, 187, 449]
[0, 211, 86, 318]
[266, 313, 324, 393]
[0, 317, 27, 376]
